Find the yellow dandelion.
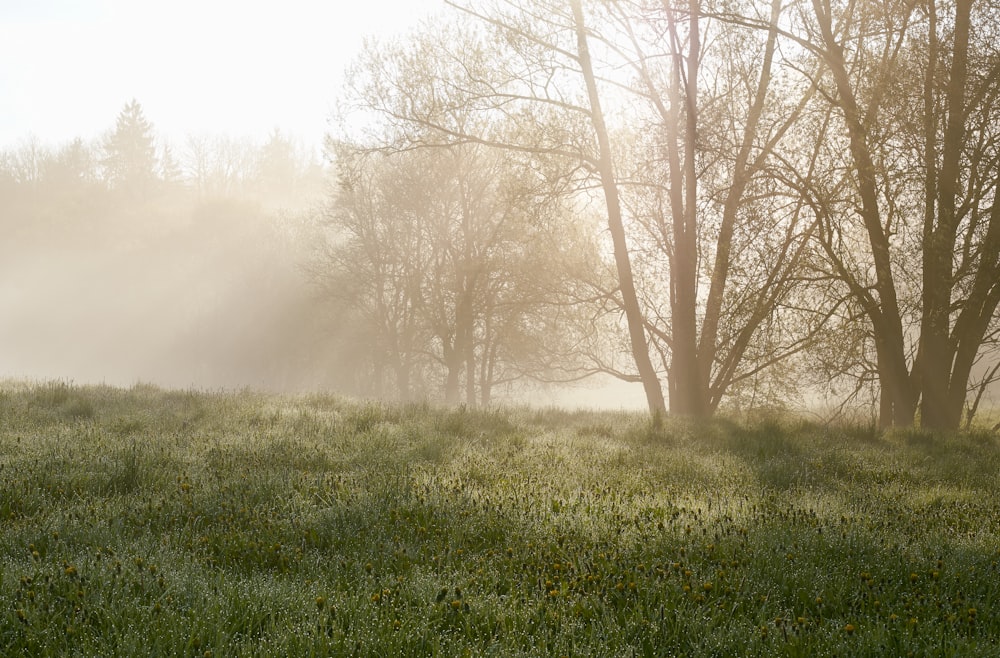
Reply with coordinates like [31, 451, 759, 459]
[844, 623, 856, 634]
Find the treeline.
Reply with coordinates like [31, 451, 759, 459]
[313, 0, 1000, 430]
[0, 101, 331, 391]
[0, 99, 322, 208]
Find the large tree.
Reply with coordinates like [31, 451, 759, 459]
[341, 0, 822, 417]
[763, 0, 1000, 429]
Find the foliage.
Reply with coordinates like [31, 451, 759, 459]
[313, 141, 608, 405]
[1, 382, 998, 656]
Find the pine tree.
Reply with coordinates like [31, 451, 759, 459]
[159, 142, 184, 188]
[102, 99, 156, 195]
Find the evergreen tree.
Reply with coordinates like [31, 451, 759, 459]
[158, 141, 184, 188]
[102, 98, 157, 195]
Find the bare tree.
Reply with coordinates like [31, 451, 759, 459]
[314, 138, 602, 405]
[761, 0, 1000, 429]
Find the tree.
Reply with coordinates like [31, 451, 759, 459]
[769, 0, 1000, 429]
[158, 141, 184, 188]
[358, 0, 820, 418]
[102, 99, 157, 195]
[315, 138, 602, 406]
[589, 0, 821, 416]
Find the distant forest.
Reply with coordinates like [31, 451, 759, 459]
[3, 0, 999, 431]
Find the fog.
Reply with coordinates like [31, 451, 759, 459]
[0, 190, 320, 392]
[3, 0, 999, 427]
[0, 128, 644, 407]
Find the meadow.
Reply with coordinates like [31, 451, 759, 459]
[0, 382, 998, 657]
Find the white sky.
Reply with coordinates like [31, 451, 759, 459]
[0, 0, 444, 150]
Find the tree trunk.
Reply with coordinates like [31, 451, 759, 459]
[443, 339, 461, 404]
[571, 0, 667, 415]
[662, 0, 705, 417]
[918, 0, 972, 431]
[812, 0, 916, 426]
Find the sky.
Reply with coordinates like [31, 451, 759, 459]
[0, 0, 444, 150]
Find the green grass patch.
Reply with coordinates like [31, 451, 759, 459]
[1, 382, 998, 656]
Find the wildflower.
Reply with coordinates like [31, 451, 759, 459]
[702, 582, 713, 593]
[844, 623, 856, 634]
[371, 593, 380, 603]
[315, 596, 326, 610]
[450, 599, 463, 610]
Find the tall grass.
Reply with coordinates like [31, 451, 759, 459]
[1, 381, 998, 656]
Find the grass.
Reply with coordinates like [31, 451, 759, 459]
[1, 381, 998, 656]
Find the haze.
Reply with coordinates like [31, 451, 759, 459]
[2, 0, 997, 427]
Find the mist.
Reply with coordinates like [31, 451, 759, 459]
[3, 0, 1000, 430]
[0, 148, 329, 392]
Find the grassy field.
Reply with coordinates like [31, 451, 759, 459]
[0, 382, 998, 656]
